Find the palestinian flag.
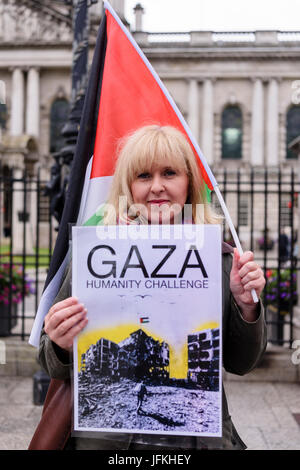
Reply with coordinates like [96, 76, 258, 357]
[29, 1, 217, 347]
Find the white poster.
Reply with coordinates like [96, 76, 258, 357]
[72, 224, 222, 438]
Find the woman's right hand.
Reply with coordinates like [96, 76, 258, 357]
[44, 297, 88, 352]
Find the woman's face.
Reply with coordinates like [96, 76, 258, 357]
[130, 163, 189, 224]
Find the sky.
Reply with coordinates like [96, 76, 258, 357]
[125, 0, 300, 32]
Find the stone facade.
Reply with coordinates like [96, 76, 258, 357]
[0, 1, 299, 173]
[0, 1, 300, 250]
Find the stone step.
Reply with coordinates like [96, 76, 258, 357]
[0, 338, 40, 377]
[224, 343, 300, 383]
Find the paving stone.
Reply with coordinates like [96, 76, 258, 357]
[270, 405, 300, 430]
[263, 428, 300, 450]
[0, 377, 42, 450]
[224, 382, 300, 449]
[274, 383, 300, 412]
[0, 432, 35, 450]
[235, 426, 269, 450]
[0, 376, 300, 450]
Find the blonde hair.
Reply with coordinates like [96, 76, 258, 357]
[103, 125, 222, 225]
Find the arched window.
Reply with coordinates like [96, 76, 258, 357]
[286, 106, 300, 159]
[49, 98, 69, 154]
[221, 106, 243, 159]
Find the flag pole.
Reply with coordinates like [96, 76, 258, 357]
[214, 185, 259, 303]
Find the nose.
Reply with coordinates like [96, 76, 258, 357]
[150, 173, 165, 194]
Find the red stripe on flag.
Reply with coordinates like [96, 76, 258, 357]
[91, 9, 213, 190]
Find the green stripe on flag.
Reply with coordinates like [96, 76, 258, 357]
[205, 184, 212, 203]
[84, 213, 104, 226]
[83, 203, 106, 226]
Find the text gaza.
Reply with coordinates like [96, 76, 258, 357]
[87, 244, 208, 279]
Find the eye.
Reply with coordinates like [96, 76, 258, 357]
[164, 168, 177, 176]
[137, 172, 151, 179]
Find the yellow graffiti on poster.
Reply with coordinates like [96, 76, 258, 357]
[77, 320, 219, 379]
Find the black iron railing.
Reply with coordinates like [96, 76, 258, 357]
[0, 167, 54, 340]
[0, 167, 299, 346]
[212, 167, 300, 347]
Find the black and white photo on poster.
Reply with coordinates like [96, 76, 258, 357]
[72, 224, 222, 437]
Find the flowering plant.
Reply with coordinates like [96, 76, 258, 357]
[0, 263, 35, 305]
[257, 236, 274, 251]
[265, 268, 297, 309]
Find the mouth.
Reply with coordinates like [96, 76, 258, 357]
[147, 200, 170, 206]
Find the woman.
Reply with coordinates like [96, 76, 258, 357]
[37, 125, 267, 450]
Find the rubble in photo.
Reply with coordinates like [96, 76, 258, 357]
[77, 327, 221, 434]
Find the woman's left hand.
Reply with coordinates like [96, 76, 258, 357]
[230, 248, 266, 322]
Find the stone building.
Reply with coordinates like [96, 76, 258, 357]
[81, 328, 170, 380]
[187, 327, 220, 391]
[1, 0, 299, 171]
[81, 337, 121, 378]
[0, 0, 300, 248]
[118, 329, 169, 380]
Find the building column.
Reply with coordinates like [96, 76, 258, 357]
[11, 68, 24, 136]
[90, 1, 103, 18]
[266, 78, 279, 166]
[187, 78, 199, 143]
[134, 3, 144, 31]
[200, 78, 214, 165]
[0, 2, 3, 41]
[110, 0, 125, 18]
[26, 67, 40, 137]
[250, 78, 264, 165]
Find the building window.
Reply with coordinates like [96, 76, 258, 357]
[281, 194, 292, 227]
[49, 98, 69, 154]
[38, 186, 50, 223]
[221, 106, 243, 159]
[0, 103, 7, 131]
[238, 194, 248, 227]
[286, 105, 300, 159]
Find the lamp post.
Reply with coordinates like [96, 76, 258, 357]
[45, 0, 98, 225]
[34, 0, 99, 407]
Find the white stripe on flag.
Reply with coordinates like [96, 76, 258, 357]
[29, 251, 70, 347]
[81, 175, 113, 224]
[76, 155, 94, 225]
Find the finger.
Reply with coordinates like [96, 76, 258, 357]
[240, 267, 264, 285]
[237, 251, 254, 269]
[238, 261, 259, 278]
[45, 302, 86, 333]
[62, 317, 89, 350]
[45, 303, 84, 328]
[231, 248, 240, 272]
[242, 278, 265, 294]
[54, 309, 88, 338]
[47, 297, 80, 319]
